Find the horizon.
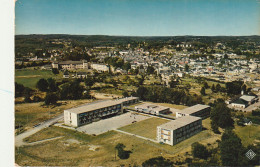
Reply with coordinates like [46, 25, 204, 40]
[15, 0, 260, 36]
[15, 34, 260, 37]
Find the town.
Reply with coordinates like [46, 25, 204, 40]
[14, 35, 260, 166]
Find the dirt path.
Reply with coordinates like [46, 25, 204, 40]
[27, 136, 64, 146]
[15, 114, 64, 147]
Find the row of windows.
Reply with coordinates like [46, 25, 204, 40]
[176, 130, 201, 143]
[79, 105, 121, 117]
[176, 127, 201, 139]
[175, 122, 200, 133]
[79, 109, 121, 125]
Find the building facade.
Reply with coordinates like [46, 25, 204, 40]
[157, 116, 202, 145]
[91, 64, 110, 72]
[64, 97, 139, 127]
[135, 103, 170, 115]
[64, 100, 123, 127]
[52, 60, 88, 70]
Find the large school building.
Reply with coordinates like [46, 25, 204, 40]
[157, 115, 202, 145]
[64, 97, 139, 127]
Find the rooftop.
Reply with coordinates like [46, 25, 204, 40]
[240, 95, 256, 102]
[65, 100, 121, 114]
[116, 97, 139, 103]
[158, 115, 201, 130]
[178, 104, 210, 114]
[232, 98, 248, 105]
[59, 61, 84, 65]
[135, 103, 169, 112]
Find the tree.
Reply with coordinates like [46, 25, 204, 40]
[59, 80, 84, 100]
[24, 93, 31, 103]
[122, 62, 131, 71]
[169, 79, 178, 88]
[226, 81, 243, 95]
[200, 87, 206, 96]
[220, 130, 244, 166]
[192, 142, 210, 160]
[111, 79, 117, 88]
[115, 143, 130, 159]
[146, 65, 155, 75]
[211, 84, 215, 93]
[84, 77, 95, 88]
[47, 78, 58, 92]
[224, 54, 228, 59]
[216, 84, 221, 92]
[32, 95, 42, 102]
[36, 78, 48, 92]
[203, 82, 209, 89]
[122, 91, 129, 97]
[137, 76, 145, 86]
[210, 101, 234, 130]
[52, 68, 59, 74]
[45, 93, 58, 105]
[142, 156, 173, 167]
[15, 82, 27, 97]
[211, 120, 220, 134]
[185, 64, 189, 72]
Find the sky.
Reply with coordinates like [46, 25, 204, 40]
[15, 0, 260, 36]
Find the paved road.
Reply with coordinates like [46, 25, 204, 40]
[76, 112, 149, 135]
[15, 114, 64, 147]
[115, 129, 158, 143]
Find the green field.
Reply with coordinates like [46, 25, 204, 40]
[15, 69, 61, 88]
[16, 125, 218, 166]
[234, 124, 260, 146]
[119, 117, 170, 139]
[15, 99, 94, 132]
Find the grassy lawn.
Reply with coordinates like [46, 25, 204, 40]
[119, 117, 170, 140]
[16, 126, 219, 166]
[15, 99, 94, 132]
[202, 118, 211, 130]
[23, 127, 65, 143]
[96, 88, 124, 95]
[234, 124, 260, 146]
[15, 69, 61, 88]
[15, 126, 174, 166]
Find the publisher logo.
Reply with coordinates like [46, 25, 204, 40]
[245, 149, 256, 160]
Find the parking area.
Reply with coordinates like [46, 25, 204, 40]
[76, 112, 150, 135]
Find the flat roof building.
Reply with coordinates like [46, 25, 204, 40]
[52, 60, 88, 70]
[240, 95, 258, 104]
[64, 100, 123, 127]
[135, 103, 170, 115]
[176, 104, 210, 119]
[231, 95, 258, 109]
[64, 97, 139, 127]
[157, 116, 202, 145]
[116, 97, 139, 106]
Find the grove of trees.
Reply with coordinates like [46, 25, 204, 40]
[134, 86, 202, 106]
[210, 99, 234, 133]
